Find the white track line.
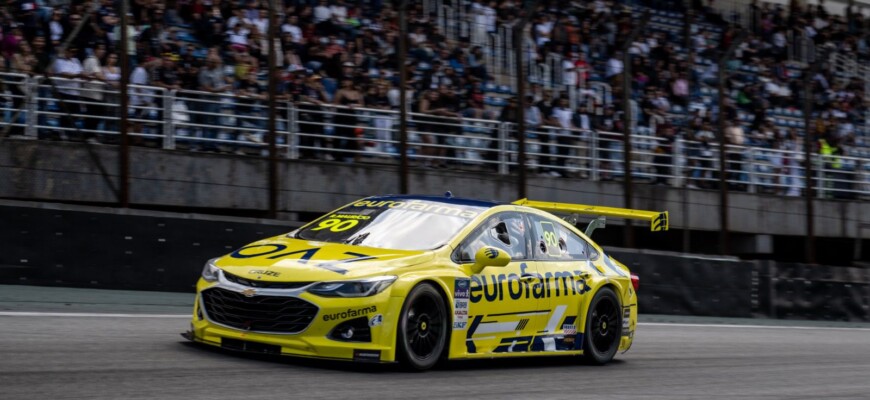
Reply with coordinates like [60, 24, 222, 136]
[639, 322, 870, 331]
[0, 312, 868, 331]
[0, 311, 189, 318]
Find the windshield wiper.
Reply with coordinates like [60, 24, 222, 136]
[345, 232, 370, 246]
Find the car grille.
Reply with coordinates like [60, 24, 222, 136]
[201, 287, 318, 334]
[223, 271, 312, 289]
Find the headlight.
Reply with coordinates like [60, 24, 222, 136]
[307, 276, 397, 297]
[201, 258, 221, 282]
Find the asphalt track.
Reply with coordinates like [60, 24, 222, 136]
[2, 286, 870, 400]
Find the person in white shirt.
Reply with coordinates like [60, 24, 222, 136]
[81, 44, 107, 141]
[53, 45, 85, 138]
[549, 97, 576, 176]
[606, 53, 623, 79]
[227, 23, 250, 51]
[482, 1, 497, 33]
[313, 0, 332, 23]
[252, 9, 269, 36]
[329, 0, 348, 23]
[281, 15, 303, 44]
[49, 10, 64, 44]
[533, 14, 553, 46]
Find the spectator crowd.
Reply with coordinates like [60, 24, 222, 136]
[0, 0, 868, 194]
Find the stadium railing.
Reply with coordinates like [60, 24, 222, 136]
[2, 71, 867, 198]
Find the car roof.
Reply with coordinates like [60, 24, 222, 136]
[365, 194, 503, 208]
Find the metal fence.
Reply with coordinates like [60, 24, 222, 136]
[2, 71, 869, 198]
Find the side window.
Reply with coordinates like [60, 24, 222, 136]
[528, 214, 591, 261]
[456, 212, 529, 262]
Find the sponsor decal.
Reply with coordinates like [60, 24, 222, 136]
[351, 199, 480, 219]
[469, 263, 591, 303]
[453, 278, 470, 329]
[562, 324, 577, 335]
[454, 278, 470, 299]
[491, 333, 584, 353]
[352, 349, 381, 362]
[369, 314, 383, 327]
[328, 213, 372, 220]
[229, 244, 377, 275]
[484, 248, 499, 259]
[539, 221, 562, 256]
[322, 305, 378, 322]
[248, 269, 280, 277]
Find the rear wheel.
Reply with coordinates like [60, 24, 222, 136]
[582, 287, 622, 365]
[396, 283, 448, 371]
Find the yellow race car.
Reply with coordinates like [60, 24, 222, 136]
[183, 195, 667, 370]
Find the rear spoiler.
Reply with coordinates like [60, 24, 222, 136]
[512, 199, 669, 232]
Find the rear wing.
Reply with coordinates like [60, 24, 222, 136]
[513, 199, 669, 232]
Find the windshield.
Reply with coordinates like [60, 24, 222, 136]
[295, 198, 488, 251]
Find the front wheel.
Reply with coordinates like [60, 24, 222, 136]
[396, 283, 448, 371]
[582, 287, 622, 365]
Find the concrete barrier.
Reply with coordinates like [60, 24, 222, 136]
[1, 201, 867, 321]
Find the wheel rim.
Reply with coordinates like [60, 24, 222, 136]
[404, 293, 444, 360]
[589, 296, 619, 355]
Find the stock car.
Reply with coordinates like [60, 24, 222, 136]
[183, 194, 668, 370]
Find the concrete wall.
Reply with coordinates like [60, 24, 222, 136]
[1, 201, 866, 321]
[2, 140, 868, 239]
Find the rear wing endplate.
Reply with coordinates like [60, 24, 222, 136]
[513, 199, 669, 232]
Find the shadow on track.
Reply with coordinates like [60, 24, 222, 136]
[177, 341, 624, 373]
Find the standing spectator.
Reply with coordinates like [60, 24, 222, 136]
[82, 44, 107, 143]
[606, 52, 624, 81]
[155, 53, 182, 91]
[549, 96, 576, 177]
[197, 56, 230, 146]
[781, 128, 803, 196]
[49, 10, 65, 47]
[6, 41, 35, 136]
[365, 80, 394, 155]
[652, 125, 676, 185]
[670, 72, 689, 107]
[535, 91, 555, 174]
[53, 45, 85, 140]
[129, 58, 159, 142]
[467, 46, 488, 80]
[690, 122, 716, 188]
[724, 120, 747, 187]
[281, 15, 303, 46]
[313, 0, 332, 24]
[295, 74, 330, 160]
[332, 77, 364, 162]
[236, 70, 265, 144]
[1, 25, 23, 61]
[101, 52, 122, 135]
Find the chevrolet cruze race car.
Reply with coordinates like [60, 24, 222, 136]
[184, 195, 667, 370]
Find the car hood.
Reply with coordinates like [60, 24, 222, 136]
[214, 236, 435, 282]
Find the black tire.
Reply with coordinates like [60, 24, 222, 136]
[581, 287, 622, 365]
[396, 283, 448, 371]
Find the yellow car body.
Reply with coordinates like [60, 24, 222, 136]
[185, 195, 666, 369]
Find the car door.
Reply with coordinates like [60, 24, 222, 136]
[453, 211, 549, 355]
[525, 213, 598, 352]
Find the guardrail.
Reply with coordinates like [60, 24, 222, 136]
[2, 71, 868, 198]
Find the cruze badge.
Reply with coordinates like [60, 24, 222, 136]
[241, 288, 257, 297]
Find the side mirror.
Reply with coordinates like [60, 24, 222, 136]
[471, 246, 511, 274]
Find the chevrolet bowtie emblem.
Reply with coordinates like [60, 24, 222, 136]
[241, 288, 257, 297]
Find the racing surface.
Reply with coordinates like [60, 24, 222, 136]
[2, 285, 870, 400]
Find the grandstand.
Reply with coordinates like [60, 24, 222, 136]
[1, 0, 869, 198]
